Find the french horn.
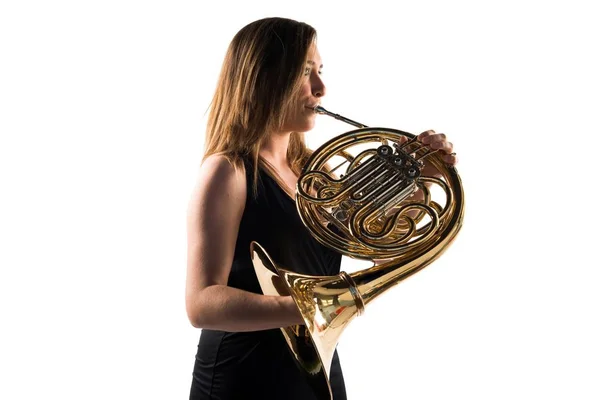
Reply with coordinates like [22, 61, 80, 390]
[250, 105, 465, 399]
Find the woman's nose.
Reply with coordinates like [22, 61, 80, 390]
[312, 75, 326, 98]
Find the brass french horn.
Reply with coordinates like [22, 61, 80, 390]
[250, 105, 465, 399]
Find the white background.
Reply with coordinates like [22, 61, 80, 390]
[1, 1, 599, 399]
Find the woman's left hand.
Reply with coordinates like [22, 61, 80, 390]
[418, 130, 458, 166]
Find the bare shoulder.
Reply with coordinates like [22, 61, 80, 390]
[199, 154, 246, 187]
[188, 153, 247, 215]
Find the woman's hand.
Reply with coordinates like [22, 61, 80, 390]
[282, 295, 305, 325]
[418, 129, 458, 166]
[394, 130, 458, 180]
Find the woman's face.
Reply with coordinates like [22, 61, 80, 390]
[281, 45, 326, 134]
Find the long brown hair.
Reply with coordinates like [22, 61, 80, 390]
[202, 17, 317, 197]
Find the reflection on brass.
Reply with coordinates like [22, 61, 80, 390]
[251, 106, 465, 400]
[271, 274, 290, 296]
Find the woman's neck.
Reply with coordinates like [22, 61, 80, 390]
[259, 132, 292, 169]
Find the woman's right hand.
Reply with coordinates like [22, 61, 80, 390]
[281, 295, 305, 325]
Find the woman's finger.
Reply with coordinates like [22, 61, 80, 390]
[423, 133, 447, 145]
[431, 140, 453, 153]
[395, 136, 409, 145]
[441, 152, 458, 165]
[418, 130, 436, 142]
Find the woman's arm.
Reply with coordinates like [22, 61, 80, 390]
[185, 154, 303, 332]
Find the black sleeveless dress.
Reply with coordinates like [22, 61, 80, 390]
[189, 159, 347, 400]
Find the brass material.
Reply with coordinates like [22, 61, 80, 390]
[251, 105, 465, 399]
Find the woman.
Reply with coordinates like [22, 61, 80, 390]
[185, 17, 457, 399]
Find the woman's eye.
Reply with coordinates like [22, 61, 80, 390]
[304, 67, 311, 76]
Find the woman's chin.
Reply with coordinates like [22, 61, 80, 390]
[282, 116, 316, 133]
[297, 118, 316, 133]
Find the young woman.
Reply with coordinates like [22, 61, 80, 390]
[185, 17, 457, 400]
